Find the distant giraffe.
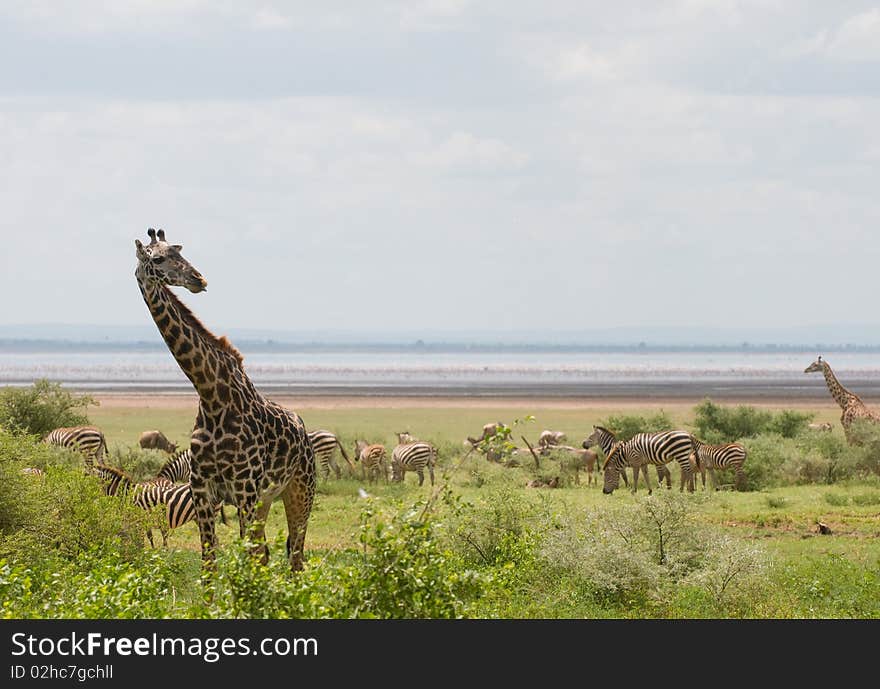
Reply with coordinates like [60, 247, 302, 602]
[134, 228, 315, 572]
[804, 355, 880, 445]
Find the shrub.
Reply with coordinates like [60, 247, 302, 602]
[823, 492, 849, 506]
[105, 445, 166, 482]
[203, 500, 484, 619]
[0, 379, 97, 437]
[0, 431, 151, 562]
[693, 399, 811, 442]
[599, 411, 675, 442]
[540, 493, 771, 614]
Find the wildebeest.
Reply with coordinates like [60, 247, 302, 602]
[467, 421, 505, 446]
[538, 430, 566, 449]
[138, 430, 179, 454]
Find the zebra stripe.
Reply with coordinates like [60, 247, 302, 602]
[94, 464, 219, 547]
[44, 426, 107, 469]
[585, 425, 637, 488]
[354, 441, 387, 483]
[602, 430, 697, 495]
[391, 441, 436, 486]
[308, 430, 353, 479]
[157, 449, 192, 484]
[693, 439, 747, 490]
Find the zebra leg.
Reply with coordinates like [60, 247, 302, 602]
[330, 456, 341, 480]
[417, 469, 424, 486]
[733, 467, 744, 491]
[161, 527, 169, 548]
[631, 465, 640, 494]
[145, 528, 155, 548]
[429, 462, 435, 486]
[642, 465, 652, 495]
[281, 480, 313, 573]
[657, 464, 671, 489]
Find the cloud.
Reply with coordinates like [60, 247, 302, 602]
[787, 8, 880, 62]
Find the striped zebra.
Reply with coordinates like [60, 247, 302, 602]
[155, 449, 228, 524]
[391, 441, 436, 486]
[94, 464, 219, 548]
[583, 426, 633, 488]
[600, 429, 698, 495]
[308, 430, 354, 479]
[354, 440, 388, 483]
[21, 467, 46, 477]
[692, 439, 747, 491]
[43, 425, 107, 470]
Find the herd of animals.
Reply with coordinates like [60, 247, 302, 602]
[19, 230, 879, 577]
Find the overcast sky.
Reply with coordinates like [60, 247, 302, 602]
[1, 1, 879, 337]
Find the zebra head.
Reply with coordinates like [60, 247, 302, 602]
[804, 355, 825, 374]
[135, 228, 208, 294]
[601, 444, 625, 494]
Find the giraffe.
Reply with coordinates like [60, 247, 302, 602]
[134, 228, 315, 572]
[804, 355, 880, 445]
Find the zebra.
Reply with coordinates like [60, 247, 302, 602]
[308, 429, 354, 479]
[692, 439, 747, 491]
[583, 425, 633, 488]
[93, 464, 218, 547]
[43, 425, 107, 470]
[600, 429, 698, 495]
[354, 440, 388, 483]
[585, 425, 674, 489]
[391, 441, 436, 486]
[21, 467, 46, 477]
[155, 449, 228, 524]
[396, 431, 416, 444]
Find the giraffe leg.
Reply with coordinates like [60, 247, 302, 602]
[251, 498, 273, 565]
[281, 482, 313, 572]
[192, 488, 219, 579]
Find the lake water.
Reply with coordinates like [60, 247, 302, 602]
[2, 349, 880, 398]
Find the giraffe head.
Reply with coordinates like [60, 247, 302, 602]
[135, 228, 207, 293]
[804, 355, 825, 374]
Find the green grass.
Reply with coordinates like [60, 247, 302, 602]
[22, 401, 868, 618]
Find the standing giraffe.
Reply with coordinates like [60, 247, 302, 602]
[804, 355, 880, 445]
[134, 228, 315, 572]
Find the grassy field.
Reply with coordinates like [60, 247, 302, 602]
[2, 393, 872, 618]
[74, 398, 879, 619]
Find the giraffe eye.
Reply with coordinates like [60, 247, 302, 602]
[151, 256, 166, 265]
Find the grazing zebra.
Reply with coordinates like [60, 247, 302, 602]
[396, 431, 416, 444]
[155, 449, 228, 524]
[354, 440, 388, 483]
[583, 425, 633, 488]
[139, 430, 179, 454]
[692, 439, 747, 491]
[391, 441, 437, 486]
[308, 430, 354, 479]
[43, 425, 107, 469]
[600, 430, 698, 495]
[94, 464, 220, 547]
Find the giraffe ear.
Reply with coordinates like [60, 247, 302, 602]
[135, 239, 147, 258]
[171, 244, 183, 252]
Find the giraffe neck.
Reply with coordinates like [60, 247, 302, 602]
[137, 270, 254, 404]
[821, 362, 859, 409]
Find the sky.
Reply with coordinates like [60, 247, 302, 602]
[1, 1, 879, 338]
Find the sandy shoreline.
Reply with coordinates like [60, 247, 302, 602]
[91, 391, 840, 411]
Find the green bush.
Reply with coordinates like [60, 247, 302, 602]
[693, 399, 811, 442]
[0, 431, 151, 562]
[0, 379, 96, 436]
[201, 500, 484, 619]
[539, 493, 770, 614]
[599, 411, 675, 442]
